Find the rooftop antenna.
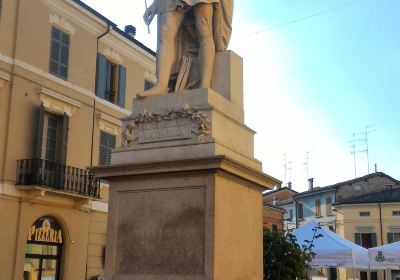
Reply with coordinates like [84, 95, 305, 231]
[360, 125, 376, 175]
[303, 151, 312, 181]
[348, 132, 363, 178]
[282, 153, 287, 187]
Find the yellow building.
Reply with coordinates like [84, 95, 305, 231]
[335, 188, 400, 280]
[0, 0, 155, 279]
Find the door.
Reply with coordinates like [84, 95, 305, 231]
[24, 217, 64, 280]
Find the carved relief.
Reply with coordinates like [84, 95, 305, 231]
[122, 105, 211, 148]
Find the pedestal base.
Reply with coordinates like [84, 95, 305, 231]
[94, 156, 278, 280]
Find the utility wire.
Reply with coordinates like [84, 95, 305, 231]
[241, 0, 367, 38]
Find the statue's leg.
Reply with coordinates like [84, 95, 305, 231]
[193, 3, 215, 89]
[137, 11, 184, 98]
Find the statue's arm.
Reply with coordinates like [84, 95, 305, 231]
[144, 0, 158, 26]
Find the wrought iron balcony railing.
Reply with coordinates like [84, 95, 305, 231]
[16, 158, 100, 198]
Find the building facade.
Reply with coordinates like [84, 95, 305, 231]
[263, 186, 297, 232]
[0, 0, 155, 279]
[262, 204, 285, 231]
[335, 188, 400, 280]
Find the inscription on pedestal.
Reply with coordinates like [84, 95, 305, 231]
[116, 186, 206, 276]
[138, 118, 193, 143]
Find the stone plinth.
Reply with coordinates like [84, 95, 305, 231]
[93, 51, 280, 280]
[94, 156, 279, 280]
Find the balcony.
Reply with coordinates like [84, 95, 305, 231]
[16, 158, 100, 199]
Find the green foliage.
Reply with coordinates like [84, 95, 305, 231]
[263, 226, 322, 280]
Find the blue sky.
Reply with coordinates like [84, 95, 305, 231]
[83, 0, 400, 191]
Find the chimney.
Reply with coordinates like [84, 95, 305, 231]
[308, 178, 314, 191]
[277, 183, 282, 190]
[288, 182, 292, 189]
[124, 25, 136, 38]
[374, 163, 377, 173]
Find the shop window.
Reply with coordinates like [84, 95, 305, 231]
[355, 233, 377, 248]
[387, 232, 400, 244]
[24, 216, 63, 280]
[99, 131, 116, 166]
[49, 27, 70, 80]
[393, 211, 400, 216]
[96, 53, 126, 108]
[360, 271, 377, 280]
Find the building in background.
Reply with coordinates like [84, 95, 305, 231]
[0, 0, 155, 279]
[293, 172, 399, 232]
[263, 184, 297, 232]
[334, 188, 400, 280]
[262, 204, 285, 231]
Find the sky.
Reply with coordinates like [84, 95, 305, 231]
[83, 0, 400, 192]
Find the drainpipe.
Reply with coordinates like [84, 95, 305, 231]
[295, 200, 299, 229]
[86, 24, 111, 280]
[90, 24, 111, 168]
[379, 202, 383, 246]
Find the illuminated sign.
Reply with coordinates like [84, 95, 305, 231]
[27, 217, 63, 244]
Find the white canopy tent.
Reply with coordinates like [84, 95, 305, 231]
[293, 221, 369, 269]
[369, 241, 400, 269]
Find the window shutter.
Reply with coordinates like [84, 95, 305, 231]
[49, 27, 70, 80]
[371, 233, 377, 247]
[118, 65, 126, 108]
[387, 232, 394, 244]
[60, 113, 69, 165]
[354, 233, 361, 245]
[35, 103, 45, 159]
[99, 131, 116, 165]
[96, 54, 107, 99]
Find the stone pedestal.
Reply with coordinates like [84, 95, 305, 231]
[93, 51, 280, 280]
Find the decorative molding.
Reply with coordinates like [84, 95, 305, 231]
[40, 87, 82, 116]
[0, 70, 11, 81]
[91, 201, 109, 213]
[389, 224, 400, 231]
[97, 112, 122, 136]
[355, 224, 374, 232]
[122, 105, 211, 148]
[0, 53, 13, 65]
[95, 97, 130, 116]
[103, 48, 123, 64]
[49, 14, 75, 34]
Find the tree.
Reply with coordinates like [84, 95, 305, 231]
[263, 225, 322, 280]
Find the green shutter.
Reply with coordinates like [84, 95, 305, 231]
[60, 113, 69, 165]
[118, 65, 126, 108]
[99, 131, 116, 165]
[35, 103, 45, 159]
[387, 232, 394, 244]
[371, 233, 377, 247]
[96, 54, 107, 99]
[355, 233, 361, 245]
[49, 27, 69, 80]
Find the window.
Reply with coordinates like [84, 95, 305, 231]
[272, 224, 278, 232]
[36, 104, 69, 164]
[96, 53, 126, 107]
[355, 233, 377, 248]
[387, 232, 400, 244]
[297, 203, 304, 220]
[49, 27, 70, 80]
[360, 211, 371, 217]
[289, 209, 293, 220]
[315, 199, 321, 217]
[360, 271, 377, 280]
[99, 131, 116, 166]
[393, 211, 400, 216]
[144, 80, 154, 90]
[326, 197, 332, 215]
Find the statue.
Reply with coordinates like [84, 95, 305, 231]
[137, 0, 233, 98]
